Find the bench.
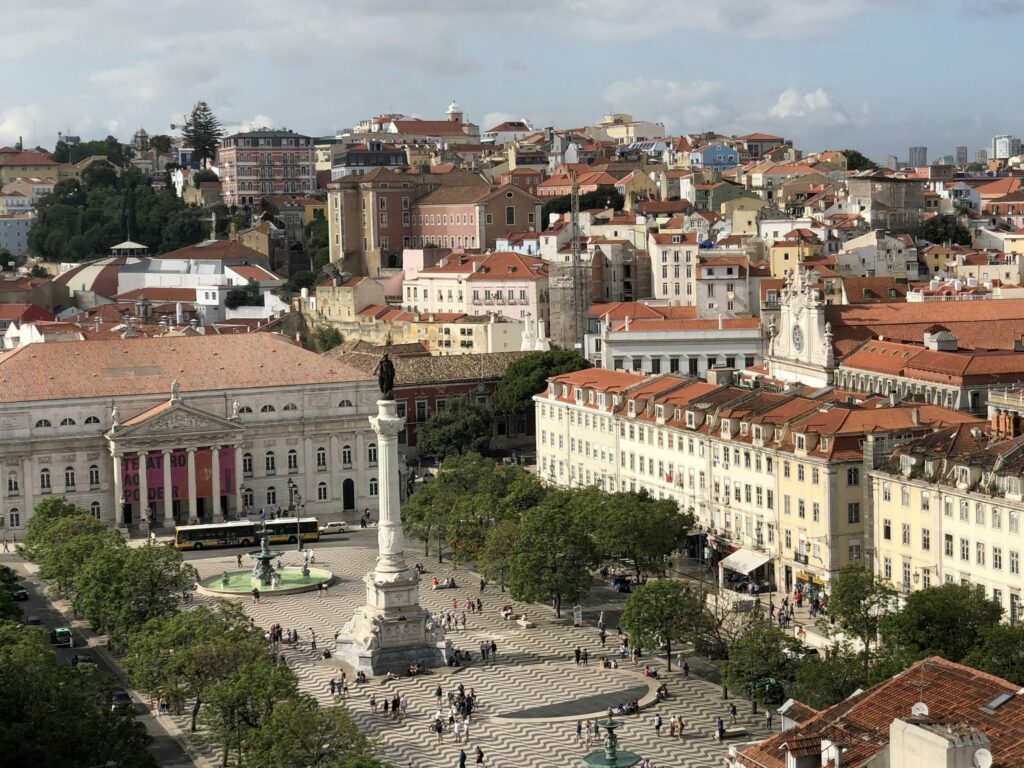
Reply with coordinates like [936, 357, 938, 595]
[715, 727, 749, 741]
[516, 617, 535, 628]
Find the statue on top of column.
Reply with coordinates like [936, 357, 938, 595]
[374, 354, 396, 400]
[170, 379, 181, 402]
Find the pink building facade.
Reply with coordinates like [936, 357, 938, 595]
[218, 129, 315, 207]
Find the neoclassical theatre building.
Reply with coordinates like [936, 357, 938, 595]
[0, 334, 382, 535]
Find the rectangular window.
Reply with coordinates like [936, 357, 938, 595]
[902, 522, 911, 545]
[921, 491, 930, 511]
[922, 528, 930, 550]
[960, 537, 970, 561]
[993, 546, 1003, 570]
[505, 206, 515, 225]
[848, 503, 861, 524]
[1012, 551, 1020, 575]
[883, 556, 892, 580]
[901, 486, 911, 507]
[977, 541, 986, 566]
[944, 533, 954, 557]
[883, 519, 892, 540]
[847, 467, 860, 486]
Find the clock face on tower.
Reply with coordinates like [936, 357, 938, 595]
[792, 325, 804, 353]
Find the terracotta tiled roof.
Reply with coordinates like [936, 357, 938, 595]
[157, 240, 267, 262]
[0, 303, 55, 322]
[588, 302, 697, 321]
[0, 334, 372, 404]
[735, 656, 1024, 768]
[115, 288, 197, 302]
[611, 317, 761, 332]
[842, 277, 908, 304]
[330, 350, 530, 386]
[230, 264, 284, 282]
[0, 151, 57, 166]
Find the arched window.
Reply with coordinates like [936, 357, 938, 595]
[287, 449, 298, 472]
[90, 501, 101, 520]
[89, 465, 100, 487]
[342, 445, 353, 467]
[339, 399, 354, 408]
[242, 453, 253, 477]
[239, 406, 253, 414]
[260, 404, 276, 413]
[266, 486, 277, 505]
[369, 477, 379, 497]
[59, 417, 76, 427]
[34, 419, 52, 428]
[7, 508, 18, 527]
[85, 416, 101, 425]
[317, 482, 328, 501]
[6, 472, 18, 495]
[39, 468, 51, 492]
[368, 443, 378, 465]
[64, 467, 76, 489]
[243, 487, 254, 508]
[283, 403, 298, 411]
[265, 451, 276, 473]
[316, 447, 327, 470]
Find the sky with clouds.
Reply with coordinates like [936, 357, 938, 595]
[1, 0, 1022, 161]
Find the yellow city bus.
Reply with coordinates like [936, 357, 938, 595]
[262, 517, 320, 545]
[174, 521, 258, 550]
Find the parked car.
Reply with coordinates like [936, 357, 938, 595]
[24, 616, 42, 626]
[70, 654, 97, 670]
[319, 521, 348, 535]
[7, 583, 28, 601]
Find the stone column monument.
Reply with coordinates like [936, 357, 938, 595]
[334, 355, 448, 674]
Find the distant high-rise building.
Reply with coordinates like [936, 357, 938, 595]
[909, 146, 928, 167]
[992, 134, 1022, 159]
[885, 154, 899, 171]
[941, 154, 955, 166]
[956, 145, 968, 165]
[976, 149, 989, 164]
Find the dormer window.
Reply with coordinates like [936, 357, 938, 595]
[753, 426, 762, 441]
[598, 393, 606, 407]
[900, 455, 915, 475]
[655, 405, 665, 419]
[628, 400, 636, 416]
[574, 388, 583, 402]
[820, 437, 830, 451]
[686, 412, 696, 428]
[548, 383, 556, 396]
[721, 419, 731, 437]
[740, 422, 749, 436]
[795, 434, 806, 450]
[672, 235, 681, 244]
[957, 466, 971, 486]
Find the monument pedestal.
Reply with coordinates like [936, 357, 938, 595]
[334, 398, 449, 676]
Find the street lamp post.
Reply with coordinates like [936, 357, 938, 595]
[287, 479, 303, 552]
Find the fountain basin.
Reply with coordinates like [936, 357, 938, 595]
[197, 567, 334, 596]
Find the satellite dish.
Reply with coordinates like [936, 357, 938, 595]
[911, 702, 929, 716]
[974, 748, 993, 768]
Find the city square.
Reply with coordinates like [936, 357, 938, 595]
[174, 530, 773, 768]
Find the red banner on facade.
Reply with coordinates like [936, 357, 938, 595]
[121, 448, 236, 505]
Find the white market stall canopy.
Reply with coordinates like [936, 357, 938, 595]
[719, 548, 770, 575]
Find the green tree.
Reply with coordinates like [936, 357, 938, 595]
[310, 325, 343, 353]
[0, 621, 155, 767]
[202, 657, 298, 767]
[225, 279, 265, 309]
[917, 214, 971, 246]
[304, 217, 330, 271]
[416, 396, 492, 459]
[125, 601, 266, 732]
[963, 623, 1024, 685]
[80, 159, 120, 189]
[192, 168, 219, 187]
[789, 640, 867, 710]
[284, 269, 317, 293]
[620, 579, 703, 671]
[594, 491, 692, 581]
[32, 513, 121, 597]
[478, 519, 520, 592]
[838, 148, 878, 171]
[492, 349, 591, 415]
[20, 496, 91, 563]
[181, 101, 225, 168]
[541, 186, 624, 222]
[148, 134, 173, 154]
[880, 582, 1002, 665]
[826, 565, 896, 676]
[509, 489, 600, 617]
[0, 247, 14, 271]
[721, 623, 800, 705]
[245, 695, 380, 768]
[54, 135, 133, 167]
[75, 542, 197, 650]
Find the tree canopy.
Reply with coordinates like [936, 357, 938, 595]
[593, 490, 692, 580]
[721, 623, 801, 705]
[621, 579, 702, 671]
[838, 148, 878, 172]
[541, 186, 625, 223]
[181, 101, 225, 168]
[53, 135, 134, 167]
[305, 217, 330, 271]
[825, 566, 896, 675]
[416, 396, 492, 459]
[225, 279, 265, 309]
[917, 214, 971, 246]
[492, 349, 591, 415]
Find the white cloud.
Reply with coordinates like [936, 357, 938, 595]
[768, 87, 850, 125]
[603, 79, 724, 132]
[0, 105, 45, 147]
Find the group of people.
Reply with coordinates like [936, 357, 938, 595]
[369, 690, 409, 719]
[431, 576, 457, 590]
[652, 713, 688, 739]
[266, 623, 301, 649]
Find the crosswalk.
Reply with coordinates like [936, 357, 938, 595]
[179, 543, 774, 767]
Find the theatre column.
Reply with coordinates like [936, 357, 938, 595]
[211, 446, 222, 521]
[186, 448, 197, 523]
[162, 450, 174, 527]
[138, 451, 149, 526]
[112, 452, 124, 529]
[234, 445, 244, 515]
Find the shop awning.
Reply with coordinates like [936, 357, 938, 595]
[719, 548, 770, 575]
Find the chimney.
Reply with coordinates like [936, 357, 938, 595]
[175, 302, 184, 325]
[912, 407, 920, 425]
[93, 316, 101, 333]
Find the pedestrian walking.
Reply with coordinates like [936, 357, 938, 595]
[582, 649, 589, 667]
[433, 718, 443, 743]
[683, 661, 689, 679]
[489, 640, 497, 660]
[460, 612, 467, 630]
[391, 694, 400, 719]
[480, 640, 488, 661]
[574, 646, 581, 665]
[476, 597, 483, 613]
[401, 694, 409, 717]
[677, 715, 685, 738]
[309, 628, 317, 651]
[436, 684, 444, 706]
[599, 630, 606, 647]
[765, 710, 773, 731]
[474, 746, 484, 765]
[480, 578, 486, 593]
[654, 713, 663, 736]
[454, 719, 463, 744]
[575, 719, 582, 743]
[251, 587, 260, 604]
[369, 695, 377, 713]
[329, 678, 337, 697]
[382, 698, 389, 715]
[729, 703, 737, 725]
[584, 719, 593, 747]
[458, 748, 467, 768]
[236, 554, 243, 568]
